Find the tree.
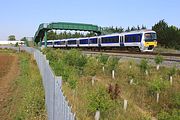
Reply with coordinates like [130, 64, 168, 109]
[47, 30, 57, 40]
[8, 35, 16, 41]
[152, 19, 180, 49]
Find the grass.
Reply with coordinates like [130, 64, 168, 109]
[0, 49, 46, 120]
[43, 48, 180, 120]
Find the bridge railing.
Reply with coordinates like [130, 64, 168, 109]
[0, 46, 75, 120]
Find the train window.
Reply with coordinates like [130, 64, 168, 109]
[102, 36, 119, 43]
[54, 41, 58, 45]
[47, 42, 53, 45]
[125, 34, 142, 42]
[80, 39, 88, 44]
[89, 38, 97, 44]
[125, 36, 129, 42]
[68, 40, 76, 45]
[60, 41, 66, 45]
[133, 36, 136, 42]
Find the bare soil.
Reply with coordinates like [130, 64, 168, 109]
[0, 54, 19, 120]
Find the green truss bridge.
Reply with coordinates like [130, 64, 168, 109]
[34, 22, 102, 47]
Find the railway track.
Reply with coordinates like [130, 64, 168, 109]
[82, 50, 180, 62]
[82, 50, 180, 68]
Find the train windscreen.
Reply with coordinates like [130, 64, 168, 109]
[144, 33, 157, 42]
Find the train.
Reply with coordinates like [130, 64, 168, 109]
[41, 30, 157, 52]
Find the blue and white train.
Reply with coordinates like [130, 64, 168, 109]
[41, 30, 157, 52]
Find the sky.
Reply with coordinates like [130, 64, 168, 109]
[0, 0, 180, 40]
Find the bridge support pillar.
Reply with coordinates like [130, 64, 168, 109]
[39, 38, 42, 47]
[44, 31, 47, 48]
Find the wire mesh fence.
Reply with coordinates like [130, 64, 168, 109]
[0, 46, 75, 120]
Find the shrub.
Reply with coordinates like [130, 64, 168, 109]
[139, 59, 149, 74]
[105, 57, 119, 72]
[171, 92, 180, 108]
[158, 109, 180, 120]
[88, 87, 113, 113]
[97, 53, 109, 65]
[168, 66, 176, 76]
[108, 83, 121, 100]
[63, 49, 87, 72]
[154, 55, 163, 65]
[84, 57, 100, 76]
[149, 78, 169, 94]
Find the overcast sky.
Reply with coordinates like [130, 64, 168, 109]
[0, 0, 179, 40]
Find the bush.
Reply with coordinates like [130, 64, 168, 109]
[105, 57, 119, 72]
[168, 66, 176, 76]
[171, 92, 180, 108]
[84, 57, 100, 76]
[63, 49, 87, 73]
[139, 59, 149, 74]
[154, 55, 163, 64]
[88, 87, 113, 113]
[149, 78, 169, 94]
[158, 109, 180, 120]
[97, 53, 109, 65]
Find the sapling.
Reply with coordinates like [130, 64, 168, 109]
[84, 57, 100, 86]
[168, 66, 176, 85]
[97, 54, 109, 73]
[154, 55, 163, 70]
[106, 57, 119, 78]
[88, 87, 112, 120]
[149, 78, 169, 103]
[139, 59, 149, 75]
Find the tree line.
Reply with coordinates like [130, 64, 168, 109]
[152, 20, 180, 50]
[47, 25, 147, 40]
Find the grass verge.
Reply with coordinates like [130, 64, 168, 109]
[1, 49, 46, 120]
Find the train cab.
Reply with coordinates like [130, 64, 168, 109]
[141, 30, 157, 52]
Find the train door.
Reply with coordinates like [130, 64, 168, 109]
[120, 36, 124, 46]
